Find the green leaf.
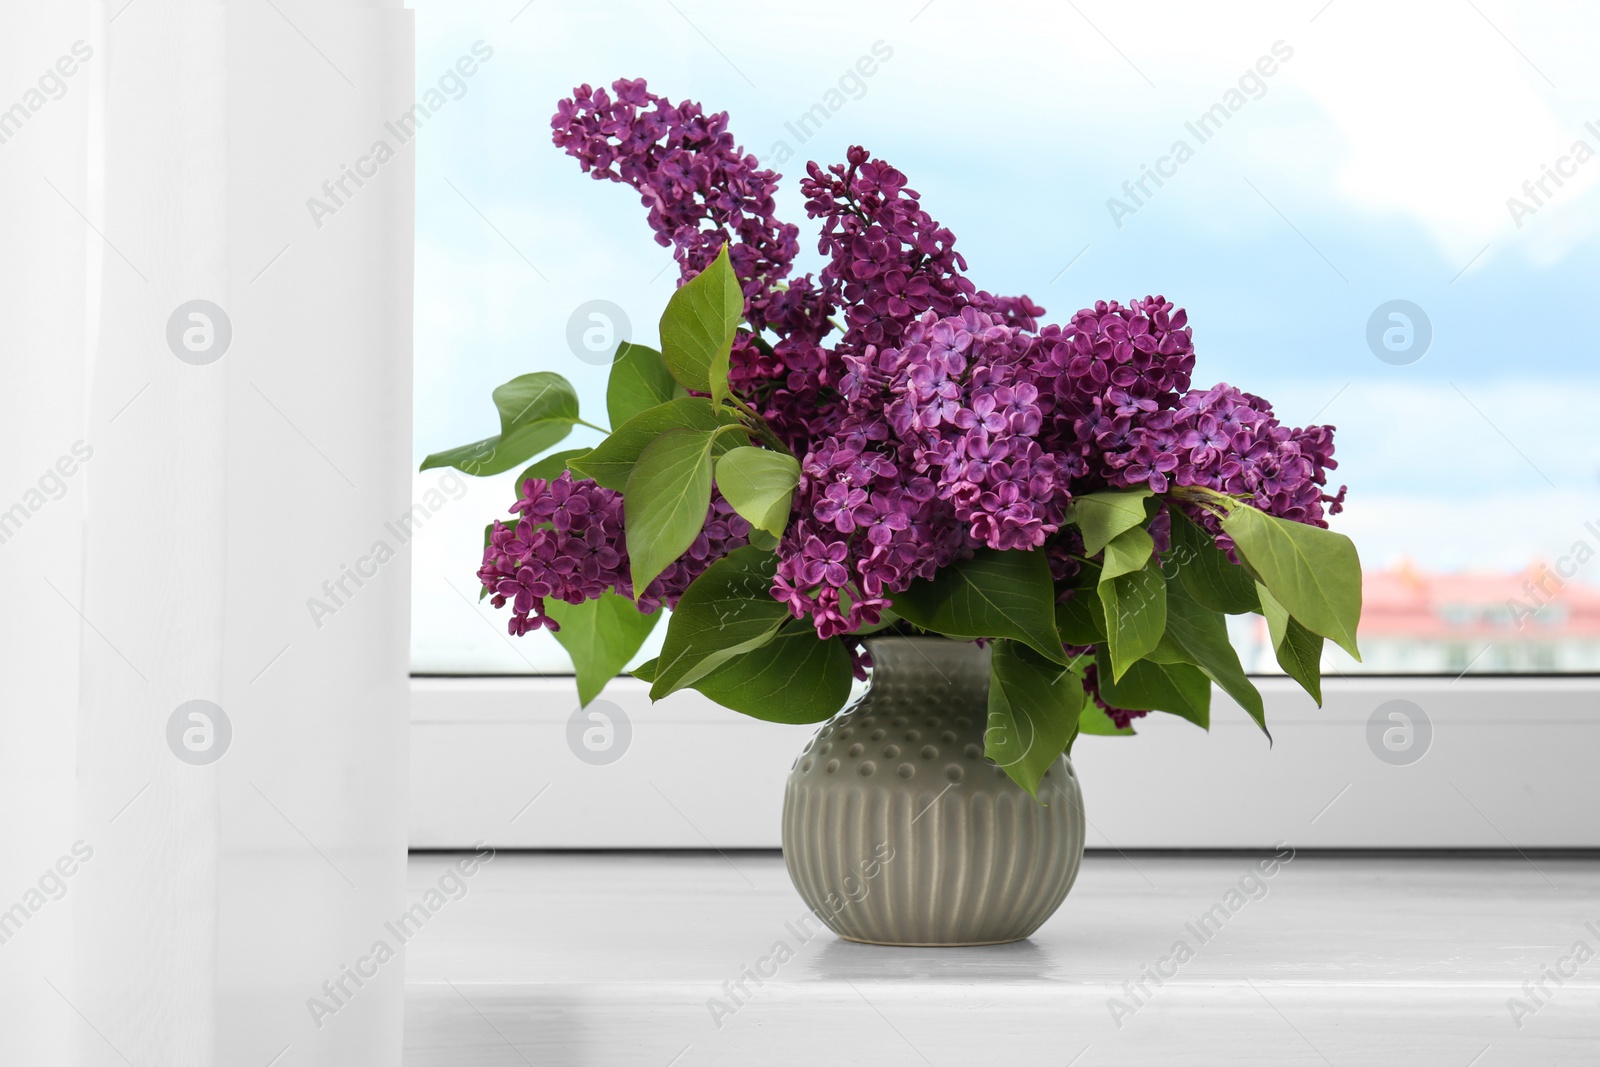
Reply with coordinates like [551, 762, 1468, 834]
[630, 656, 659, 682]
[1055, 592, 1105, 645]
[513, 448, 591, 492]
[1076, 702, 1136, 737]
[1068, 488, 1153, 555]
[1278, 620, 1325, 706]
[659, 243, 742, 402]
[1257, 582, 1325, 706]
[1221, 503, 1363, 659]
[547, 591, 661, 707]
[420, 421, 573, 477]
[715, 447, 799, 537]
[494, 372, 580, 434]
[1098, 557, 1166, 681]
[748, 527, 780, 552]
[1162, 580, 1265, 735]
[1170, 509, 1260, 614]
[682, 621, 853, 723]
[570, 397, 743, 491]
[607, 341, 677, 429]
[985, 641, 1086, 800]
[651, 547, 789, 699]
[624, 428, 716, 596]
[892, 548, 1068, 665]
[421, 372, 581, 476]
[1101, 525, 1155, 580]
[1095, 648, 1211, 730]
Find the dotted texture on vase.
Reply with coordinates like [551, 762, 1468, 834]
[782, 638, 1086, 947]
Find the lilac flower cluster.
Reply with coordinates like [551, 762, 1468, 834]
[1036, 297, 1195, 481]
[754, 150, 1044, 445]
[772, 436, 967, 638]
[722, 146, 999, 449]
[475, 79, 1348, 665]
[803, 150, 981, 362]
[478, 472, 750, 634]
[768, 303, 1087, 638]
[1100, 383, 1346, 539]
[551, 78, 799, 332]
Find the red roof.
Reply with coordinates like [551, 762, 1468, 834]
[1359, 562, 1600, 639]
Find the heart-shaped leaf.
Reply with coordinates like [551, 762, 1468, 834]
[1055, 591, 1106, 645]
[1170, 509, 1259, 614]
[1101, 525, 1155, 580]
[650, 547, 789, 699]
[1257, 582, 1325, 706]
[624, 428, 717, 596]
[421, 422, 573, 477]
[1161, 580, 1265, 735]
[892, 548, 1068, 665]
[1098, 555, 1166, 681]
[715, 447, 800, 536]
[571, 397, 743, 490]
[678, 621, 854, 723]
[659, 243, 742, 402]
[1068, 488, 1153, 555]
[494, 372, 580, 435]
[986, 640, 1086, 800]
[607, 341, 678, 430]
[421, 372, 581, 475]
[1095, 648, 1211, 730]
[547, 591, 661, 707]
[1221, 503, 1362, 659]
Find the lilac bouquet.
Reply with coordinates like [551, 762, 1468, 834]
[423, 79, 1362, 796]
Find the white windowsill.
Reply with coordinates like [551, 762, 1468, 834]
[401, 851, 1600, 1065]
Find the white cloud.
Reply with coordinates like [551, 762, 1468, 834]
[1285, 0, 1600, 265]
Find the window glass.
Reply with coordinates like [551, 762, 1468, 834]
[414, 2, 1598, 675]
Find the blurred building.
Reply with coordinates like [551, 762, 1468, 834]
[1241, 561, 1600, 675]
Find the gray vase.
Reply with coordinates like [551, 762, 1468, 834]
[781, 637, 1085, 947]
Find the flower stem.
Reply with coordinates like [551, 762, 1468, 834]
[727, 397, 794, 457]
[1168, 485, 1239, 519]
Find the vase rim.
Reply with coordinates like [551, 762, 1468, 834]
[861, 635, 978, 650]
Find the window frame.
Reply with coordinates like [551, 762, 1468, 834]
[408, 673, 1600, 849]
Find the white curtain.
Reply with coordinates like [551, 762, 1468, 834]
[0, 2, 413, 1064]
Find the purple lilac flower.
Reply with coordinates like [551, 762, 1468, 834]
[552, 78, 801, 331]
[872, 307, 1071, 552]
[477, 472, 750, 635]
[773, 436, 968, 638]
[1100, 383, 1346, 545]
[743, 147, 1046, 447]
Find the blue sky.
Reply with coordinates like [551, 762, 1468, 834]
[410, 0, 1600, 670]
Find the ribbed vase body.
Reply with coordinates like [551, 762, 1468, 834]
[782, 638, 1085, 946]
